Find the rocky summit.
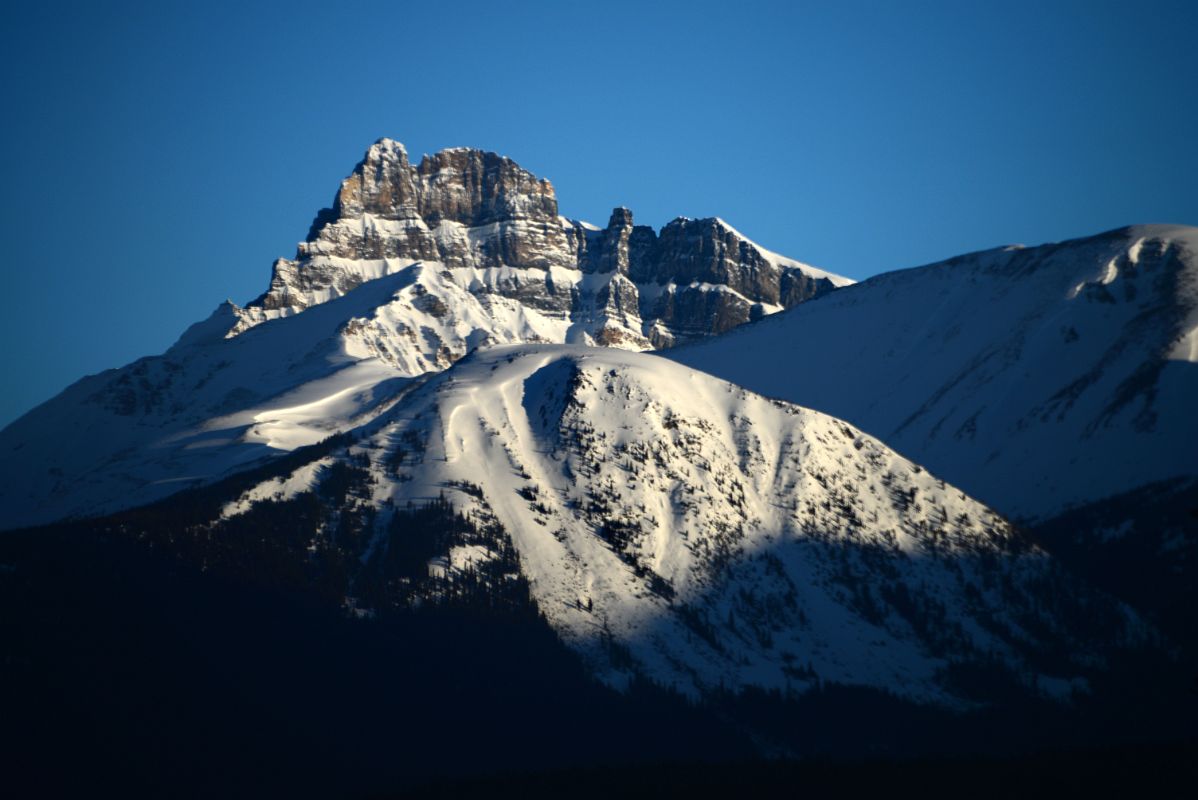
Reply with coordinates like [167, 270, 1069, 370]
[1, 137, 1192, 792]
[0, 139, 846, 529]
[229, 138, 851, 352]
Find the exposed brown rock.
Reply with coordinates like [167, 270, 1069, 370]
[239, 138, 847, 350]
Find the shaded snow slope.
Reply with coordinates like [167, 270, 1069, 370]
[669, 225, 1198, 522]
[0, 273, 421, 530]
[217, 345, 1146, 704]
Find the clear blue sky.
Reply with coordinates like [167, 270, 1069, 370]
[2, 0, 1196, 427]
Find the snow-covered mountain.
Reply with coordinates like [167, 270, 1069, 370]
[231, 138, 851, 352]
[0, 139, 850, 531]
[0, 138, 1176, 712]
[669, 224, 1198, 524]
[194, 345, 1147, 704]
[0, 273, 419, 529]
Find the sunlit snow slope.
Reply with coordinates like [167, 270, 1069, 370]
[214, 345, 1145, 704]
[0, 138, 851, 531]
[670, 225, 1198, 522]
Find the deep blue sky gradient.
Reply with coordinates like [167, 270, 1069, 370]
[2, 0, 1196, 426]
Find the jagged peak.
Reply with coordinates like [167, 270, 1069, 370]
[366, 137, 409, 159]
[238, 138, 852, 340]
[421, 144, 508, 161]
[415, 144, 543, 181]
[360, 139, 550, 184]
[606, 206, 634, 228]
[170, 299, 242, 350]
[661, 215, 735, 232]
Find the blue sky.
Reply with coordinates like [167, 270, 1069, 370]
[2, 0, 1196, 427]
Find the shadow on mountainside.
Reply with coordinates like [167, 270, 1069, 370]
[4, 515, 1194, 798]
[3, 448, 1196, 796]
[1028, 476, 1198, 656]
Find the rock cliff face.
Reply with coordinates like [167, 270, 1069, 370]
[0, 139, 852, 531]
[229, 138, 851, 355]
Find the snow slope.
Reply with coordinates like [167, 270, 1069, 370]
[0, 140, 854, 530]
[216, 345, 1145, 704]
[669, 225, 1198, 522]
[0, 251, 841, 531]
[0, 273, 419, 530]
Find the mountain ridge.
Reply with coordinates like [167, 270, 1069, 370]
[0, 141, 1187, 716]
[0, 140, 850, 531]
[670, 222, 1198, 522]
[227, 138, 851, 348]
[87, 343, 1155, 706]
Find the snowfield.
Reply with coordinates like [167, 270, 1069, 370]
[0, 140, 1178, 712]
[0, 274, 416, 529]
[670, 224, 1198, 522]
[215, 345, 1145, 704]
[0, 139, 857, 531]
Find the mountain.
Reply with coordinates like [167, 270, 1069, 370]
[231, 138, 852, 351]
[38, 343, 1149, 707]
[0, 140, 849, 531]
[0, 274, 415, 529]
[669, 224, 1198, 525]
[0, 139, 1190, 786]
[669, 224, 1198, 644]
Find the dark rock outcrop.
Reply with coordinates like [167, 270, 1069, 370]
[236, 138, 849, 346]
